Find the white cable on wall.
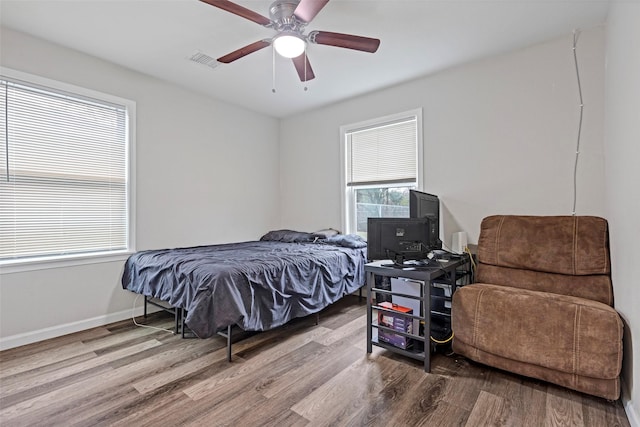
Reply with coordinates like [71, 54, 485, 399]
[571, 29, 584, 215]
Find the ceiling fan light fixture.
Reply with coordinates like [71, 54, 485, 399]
[273, 33, 306, 58]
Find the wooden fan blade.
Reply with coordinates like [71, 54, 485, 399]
[200, 0, 271, 26]
[217, 40, 271, 63]
[293, 0, 330, 23]
[309, 31, 380, 53]
[292, 53, 316, 82]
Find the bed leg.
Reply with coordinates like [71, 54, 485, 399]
[143, 296, 148, 318]
[227, 325, 232, 362]
[181, 309, 186, 338]
[315, 312, 320, 325]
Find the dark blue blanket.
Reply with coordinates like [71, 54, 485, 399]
[121, 240, 366, 338]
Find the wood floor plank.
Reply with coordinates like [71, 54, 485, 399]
[0, 341, 93, 378]
[259, 336, 364, 400]
[316, 295, 366, 330]
[337, 361, 440, 427]
[0, 351, 98, 390]
[290, 354, 400, 423]
[104, 389, 191, 427]
[236, 409, 310, 427]
[182, 388, 268, 426]
[485, 368, 548, 426]
[231, 318, 327, 361]
[0, 364, 112, 410]
[545, 386, 585, 426]
[313, 314, 365, 346]
[131, 339, 225, 394]
[0, 339, 162, 423]
[229, 396, 313, 427]
[114, 357, 260, 426]
[0, 327, 111, 363]
[420, 356, 480, 414]
[30, 385, 142, 427]
[379, 368, 449, 426]
[104, 360, 244, 427]
[182, 326, 332, 401]
[465, 390, 508, 426]
[581, 392, 631, 427]
[186, 340, 326, 408]
[1, 335, 166, 401]
[106, 332, 221, 371]
[0, 297, 631, 427]
[519, 385, 553, 426]
[81, 319, 175, 352]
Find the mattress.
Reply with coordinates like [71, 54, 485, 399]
[122, 239, 366, 338]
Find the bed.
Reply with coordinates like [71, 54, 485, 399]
[121, 230, 367, 359]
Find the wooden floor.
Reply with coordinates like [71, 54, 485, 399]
[0, 296, 630, 427]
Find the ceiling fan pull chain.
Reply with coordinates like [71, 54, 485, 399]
[304, 46, 308, 92]
[272, 45, 277, 93]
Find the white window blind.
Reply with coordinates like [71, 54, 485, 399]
[0, 77, 129, 261]
[347, 118, 417, 186]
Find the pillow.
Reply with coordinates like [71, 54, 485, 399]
[260, 229, 318, 243]
[326, 234, 367, 248]
[314, 228, 341, 239]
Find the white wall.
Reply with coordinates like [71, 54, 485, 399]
[0, 28, 281, 348]
[604, 3, 640, 424]
[280, 28, 606, 248]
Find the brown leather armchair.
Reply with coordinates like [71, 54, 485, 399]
[452, 215, 623, 400]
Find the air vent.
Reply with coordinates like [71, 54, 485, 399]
[188, 51, 219, 70]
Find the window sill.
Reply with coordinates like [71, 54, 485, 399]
[0, 251, 134, 274]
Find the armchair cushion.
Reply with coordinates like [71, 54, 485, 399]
[476, 264, 613, 305]
[478, 215, 610, 276]
[452, 284, 623, 380]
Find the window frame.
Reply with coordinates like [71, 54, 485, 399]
[340, 108, 424, 235]
[0, 68, 136, 273]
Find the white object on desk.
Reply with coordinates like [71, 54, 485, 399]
[452, 231, 468, 254]
[390, 277, 422, 333]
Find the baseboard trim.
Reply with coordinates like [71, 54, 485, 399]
[622, 378, 639, 427]
[0, 307, 144, 351]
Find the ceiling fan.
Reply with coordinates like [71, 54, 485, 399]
[200, 0, 381, 82]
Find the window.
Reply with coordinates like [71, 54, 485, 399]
[341, 109, 423, 238]
[0, 71, 135, 267]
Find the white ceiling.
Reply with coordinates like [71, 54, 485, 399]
[1, 0, 610, 118]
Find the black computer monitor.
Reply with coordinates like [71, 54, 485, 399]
[409, 190, 441, 250]
[367, 217, 432, 263]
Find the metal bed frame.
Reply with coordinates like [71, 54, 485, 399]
[142, 295, 322, 362]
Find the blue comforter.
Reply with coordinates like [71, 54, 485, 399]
[121, 240, 366, 338]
